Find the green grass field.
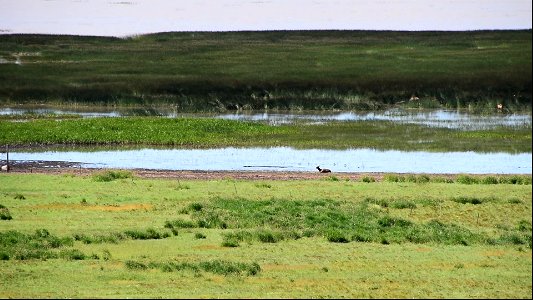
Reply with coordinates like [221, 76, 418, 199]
[0, 172, 531, 298]
[0, 30, 531, 111]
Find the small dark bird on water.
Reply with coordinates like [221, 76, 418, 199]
[316, 166, 331, 173]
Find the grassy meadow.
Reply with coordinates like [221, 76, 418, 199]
[0, 172, 531, 298]
[0, 30, 531, 111]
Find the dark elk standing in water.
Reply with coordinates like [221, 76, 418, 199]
[316, 166, 331, 173]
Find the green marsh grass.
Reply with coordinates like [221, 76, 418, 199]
[1, 117, 531, 152]
[0, 173, 531, 298]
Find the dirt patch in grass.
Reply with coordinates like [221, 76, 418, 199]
[29, 203, 152, 211]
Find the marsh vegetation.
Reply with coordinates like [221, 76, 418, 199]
[0, 30, 531, 111]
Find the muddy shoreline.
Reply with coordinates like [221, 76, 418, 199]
[1, 160, 476, 181]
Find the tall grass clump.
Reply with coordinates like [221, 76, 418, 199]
[123, 228, 171, 240]
[127, 259, 261, 276]
[499, 175, 532, 185]
[0, 229, 77, 260]
[451, 196, 484, 205]
[92, 170, 134, 182]
[456, 174, 479, 185]
[0, 204, 13, 220]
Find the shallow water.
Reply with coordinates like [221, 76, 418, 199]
[1, 106, 530, 130]
[4, 147, 531, 174]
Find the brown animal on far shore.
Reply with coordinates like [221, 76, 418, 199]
[316, 166, 331, 173]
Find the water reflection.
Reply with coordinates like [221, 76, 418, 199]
[5, 147, 531, 174]
[1, 105, 531, 130]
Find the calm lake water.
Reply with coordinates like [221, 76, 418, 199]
[4, 147, 532, 174]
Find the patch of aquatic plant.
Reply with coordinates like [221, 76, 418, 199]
[92, 170, 134, 182]
[0, 229, 81, 260]
[0, 204, 12, 220]
[125, 259, 261, 276]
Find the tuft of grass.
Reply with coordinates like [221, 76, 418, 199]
[13, 193, 25, 200]
[0, 204, 13, 220]
[194, 232, 207, 239]
[456, 174, 479, 185]
[391, 200, 417, 209]
[452, 197, 484, 205]
[361, 176, 376, 183]
[129, 259, 261, 276]
[0, 229, 75, 260]
[123, 228, 170, 240]
[92, 170, 134, 182]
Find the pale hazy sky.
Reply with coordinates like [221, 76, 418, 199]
[0, 0, 531, 37]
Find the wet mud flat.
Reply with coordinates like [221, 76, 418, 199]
[1, 159, 462, 182]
